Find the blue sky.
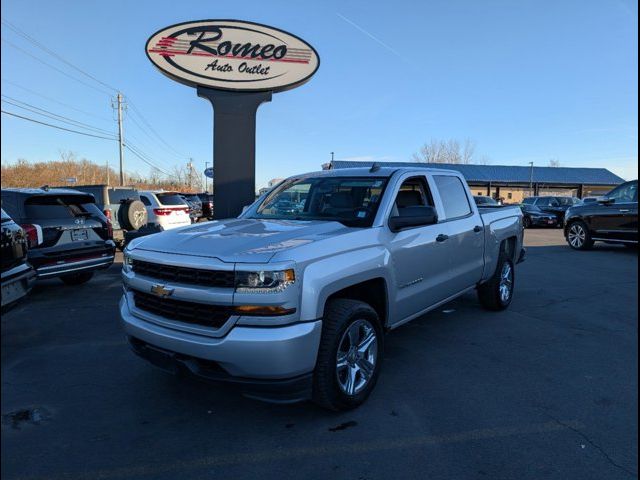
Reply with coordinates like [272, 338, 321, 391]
[1, 0, 637, 188]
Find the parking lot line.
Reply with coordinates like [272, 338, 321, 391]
[13, 420, 584, 480]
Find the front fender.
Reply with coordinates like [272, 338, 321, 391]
[299, 246, 391, 321]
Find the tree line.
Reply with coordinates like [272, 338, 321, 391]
[1, 152, 205, 192]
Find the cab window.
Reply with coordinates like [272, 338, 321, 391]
[433, 175, 472, 220]
[390, 177, 432, 217]
[607, 182, 638, 203]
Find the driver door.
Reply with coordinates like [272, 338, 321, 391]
[385, 175, 452, 324]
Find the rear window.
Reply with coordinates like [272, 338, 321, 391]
[24, 195, 102, 219]
[108, 188, 140, 203]
[155, 193, 187, 206]
[522, 197, 535, 204]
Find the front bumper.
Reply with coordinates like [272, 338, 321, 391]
[1, 262, 36, 307]
[119, 295, 322, 402]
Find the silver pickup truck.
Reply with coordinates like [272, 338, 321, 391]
[120, 166, 524, 410]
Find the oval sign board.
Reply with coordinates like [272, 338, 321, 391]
[145, 20, 320, 93]
[204, 167, 214, 179]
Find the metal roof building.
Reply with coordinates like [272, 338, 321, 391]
[325, 161, 625, 198]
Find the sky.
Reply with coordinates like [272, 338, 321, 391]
[1, 0, 638, 189]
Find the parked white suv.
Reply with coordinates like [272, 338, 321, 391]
[138, 191, 191, 231]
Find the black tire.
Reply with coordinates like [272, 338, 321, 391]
[565, 220, 594, 250]
[118, 200, 147, 231]
[478, 250, 515, 311]
[59, 271, 94, 285]
[313, 299, 384, 411]
[523, 216, 531, 229]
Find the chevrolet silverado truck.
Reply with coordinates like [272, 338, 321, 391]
[120, 166, 525, 410]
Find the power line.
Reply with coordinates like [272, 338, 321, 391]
[124, 110, 184, 164]
[1, 95, 116, 135]
[1, 109, 118, 140]
[1, 37, 112, 96]
[126, 98, 187, 159]
[0, 78, 113, 121]
[1, 19, 119, 93]
[124, 143, 172, 176]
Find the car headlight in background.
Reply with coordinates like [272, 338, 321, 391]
[122, 252, 134, 273]
[235, 269, 295, 293]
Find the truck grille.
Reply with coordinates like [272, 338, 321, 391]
[132, 260, 234, 288]
[133, 290, 232, 329]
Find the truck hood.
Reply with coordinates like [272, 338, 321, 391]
[133, 218, 353, 263]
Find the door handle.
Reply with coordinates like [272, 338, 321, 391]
[436, 234, 449, 242]
[620, 209, 630, 213]
[473, 225, 483, 233]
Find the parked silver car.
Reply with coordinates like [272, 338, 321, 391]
[120, 167, 525, 409]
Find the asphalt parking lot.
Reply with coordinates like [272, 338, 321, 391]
[2, 228, 637, 480]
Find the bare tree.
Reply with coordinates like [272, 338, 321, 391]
[548, 158, 561, 168]
[412, 138, 481, 164]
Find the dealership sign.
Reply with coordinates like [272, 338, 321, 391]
[145, 20, 320, 92]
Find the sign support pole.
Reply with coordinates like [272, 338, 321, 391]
[197, 87, 272, 219]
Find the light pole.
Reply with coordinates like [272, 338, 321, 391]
[529, 162, 534, 197]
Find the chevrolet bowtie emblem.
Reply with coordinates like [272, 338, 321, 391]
[150, 284, 174, 298]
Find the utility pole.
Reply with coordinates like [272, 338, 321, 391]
[187, 158, 194, 190]
[114, 92, 125, 186]
[529, 162, 534, 197]
[331, 152, 334, 162]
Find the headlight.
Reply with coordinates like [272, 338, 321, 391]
[235, 269, 295, 293]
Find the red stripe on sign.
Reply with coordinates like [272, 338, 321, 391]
[148, 49, 310, 64]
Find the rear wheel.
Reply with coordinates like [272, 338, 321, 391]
[59, 271, 94, 285]
[566, 221, 594, 250]
[478, 251, 514, 311]
[313, 299, 383, 411]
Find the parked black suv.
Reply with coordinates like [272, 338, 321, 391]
[521, 196, 582, 226]
[1, 188, 116, 284]
[196, 193, 214, 219]
[564, 180, 638, 250]
[180, 194, 204, 222]
[69, 185, 148, 248]
[1, 208, 36, 311]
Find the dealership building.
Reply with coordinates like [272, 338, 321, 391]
[324, 161, 625, 203]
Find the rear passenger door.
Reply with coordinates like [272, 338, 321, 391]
[431, 174, 485, 294]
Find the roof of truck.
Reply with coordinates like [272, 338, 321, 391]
[291, 166, 460, 178]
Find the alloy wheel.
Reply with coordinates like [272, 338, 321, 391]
[499, 262, 513, 303]
[568, 224, 586, 248]
[336, 319, 378, 396]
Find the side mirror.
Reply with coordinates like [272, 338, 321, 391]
[241, 205, 250, 214]
[389, 205, 438, 232]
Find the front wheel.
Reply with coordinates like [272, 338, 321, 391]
[478, 252, 514, 311]
[313, 299, 383, 411]
[566, 221, 594, 250]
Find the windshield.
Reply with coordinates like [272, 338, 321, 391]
[556, 197, 578, 206]
[250, 176, 388, 227]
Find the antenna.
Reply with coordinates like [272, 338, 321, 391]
[369, 162, 380, 173]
